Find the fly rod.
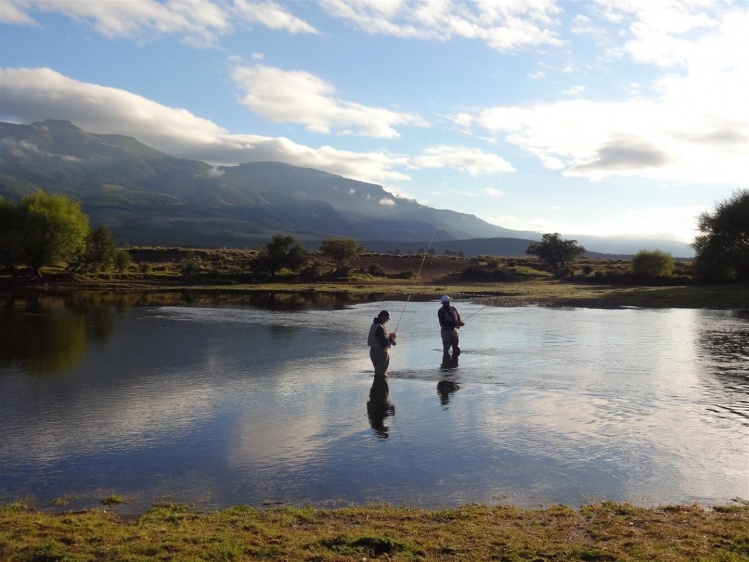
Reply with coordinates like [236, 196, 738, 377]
[392, 226, 438, 335]
[460, 304, 491, 323]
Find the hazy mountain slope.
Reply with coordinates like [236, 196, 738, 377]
[0, 120, 694, 256]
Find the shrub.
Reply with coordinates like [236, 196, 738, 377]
[367, 263, 387, 276]
[631, 249, 674, 277]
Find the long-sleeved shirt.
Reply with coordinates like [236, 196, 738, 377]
[438, 305, 461, 330]
[368, 318, 391, 347]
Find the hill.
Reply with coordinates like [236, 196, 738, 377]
[0, 120, 694, 257]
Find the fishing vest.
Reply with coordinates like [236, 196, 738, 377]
[368, 320, 390, 348]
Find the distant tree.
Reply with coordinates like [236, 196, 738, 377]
[319, 237, 360, 271]
[630, 249, 675, 277]
[81, 226, 118, 272]
[8, 193, 89, 276]
[113, 249, 132, 272]
[526, 233, 586, 272]
[692, 189, 749, 282]
[253, 234, 306, 278]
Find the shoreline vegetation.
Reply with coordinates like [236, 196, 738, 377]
[1, 499, 747, 561]
[1, 248, 747, 310]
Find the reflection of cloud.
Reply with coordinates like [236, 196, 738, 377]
[0, 377, 218, 462]
[463, 307, 748, 503]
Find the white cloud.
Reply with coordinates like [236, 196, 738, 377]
[319, 0, 564, 51]
[379, 198, 396, 206]
[0, 67, 413, 184]
[409, 145, 515, 175]
[0, 0, 38, 25]
[454, 5, 749, 184]
[562, 84, 586, 96]
[231, 65, 428, 137]
[485, 187, 503, 197]
[232, 0, 319, 34]
[1, 0, 317, 46]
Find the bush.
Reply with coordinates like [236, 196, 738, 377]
[631, 249, 674, 277]
[367, 263, 387, 276]
[180, 254, 201, 276]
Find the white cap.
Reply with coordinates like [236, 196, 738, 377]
[441, 295, 451, 303]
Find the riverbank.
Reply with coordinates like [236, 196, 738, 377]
[2, 250, 748, 310]
[3, 276, 748, 310]
[1, 499, 747, 561]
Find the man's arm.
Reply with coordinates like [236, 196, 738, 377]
[375, 325, 390, 347]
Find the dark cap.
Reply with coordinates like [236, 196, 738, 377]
[378, 310, 391, 319]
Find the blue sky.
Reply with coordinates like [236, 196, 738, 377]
[1, 0, 746, 244]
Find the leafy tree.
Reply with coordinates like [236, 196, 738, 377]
[8, 193, 89, 276]
[113, 249, 132, 273]
[253, 234, 307, 278]
[630, 249, 675, 277]
[692, 189, 749, 282]
[319, 237, 360, 271]
[526, 233, 586, 272]
[81, 226, 118, 272]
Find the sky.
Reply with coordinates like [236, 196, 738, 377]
[1, 0, 747, 245]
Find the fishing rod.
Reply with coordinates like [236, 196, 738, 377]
[392, 226, 438, 335]
[460, 304, 491, 323]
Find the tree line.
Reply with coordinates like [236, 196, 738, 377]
[0, 192, 130, 276]
[1, 189, 747, 282]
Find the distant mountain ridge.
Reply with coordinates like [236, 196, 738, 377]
[0, 120, 694, 257]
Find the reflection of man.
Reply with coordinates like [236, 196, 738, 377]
[438, 295, 464, 367]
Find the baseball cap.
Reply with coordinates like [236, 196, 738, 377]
[379, 310, 391, 319]
[440, 295, 451, 303]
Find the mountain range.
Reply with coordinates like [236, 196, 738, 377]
[0, 120, 693, 257]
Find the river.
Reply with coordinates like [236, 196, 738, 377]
[0, 292, 747, 513]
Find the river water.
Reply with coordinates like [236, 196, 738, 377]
[0, 292, 747, 513]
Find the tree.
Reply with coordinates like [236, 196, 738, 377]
[630, 249, 675, 277]
[692, 189, 749, 282]
[79, 226, 118, 272]
[7, 193, 89, 276]
[253, 234, 307, 278]
[526, 233, 586, 272]
[319, 237, 360, 271]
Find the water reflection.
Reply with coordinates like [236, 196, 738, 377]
[0, 295, 114, 374]
[437, 379, 460, 405]
[367, 377, 395, 438]
[0, 297, 747, 512]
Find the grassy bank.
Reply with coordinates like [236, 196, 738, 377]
[2, 248, 748, 309]
[1, 500, 747, 561]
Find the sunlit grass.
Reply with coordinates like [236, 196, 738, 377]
[0, 500, 746, 561]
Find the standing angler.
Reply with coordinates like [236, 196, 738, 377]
[368, 310, 397, 399]
[438, 295, 464, 367]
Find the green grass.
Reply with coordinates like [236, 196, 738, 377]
[1, 500, 747, 561]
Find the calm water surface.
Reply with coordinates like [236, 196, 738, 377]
[1, 293, 747, 513]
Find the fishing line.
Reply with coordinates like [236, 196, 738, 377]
[393, 226, 438, 334]
[460, 304, 491, 323]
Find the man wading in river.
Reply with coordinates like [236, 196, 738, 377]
[367, 310, 396, 404]
[438, 295, 464, 367]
